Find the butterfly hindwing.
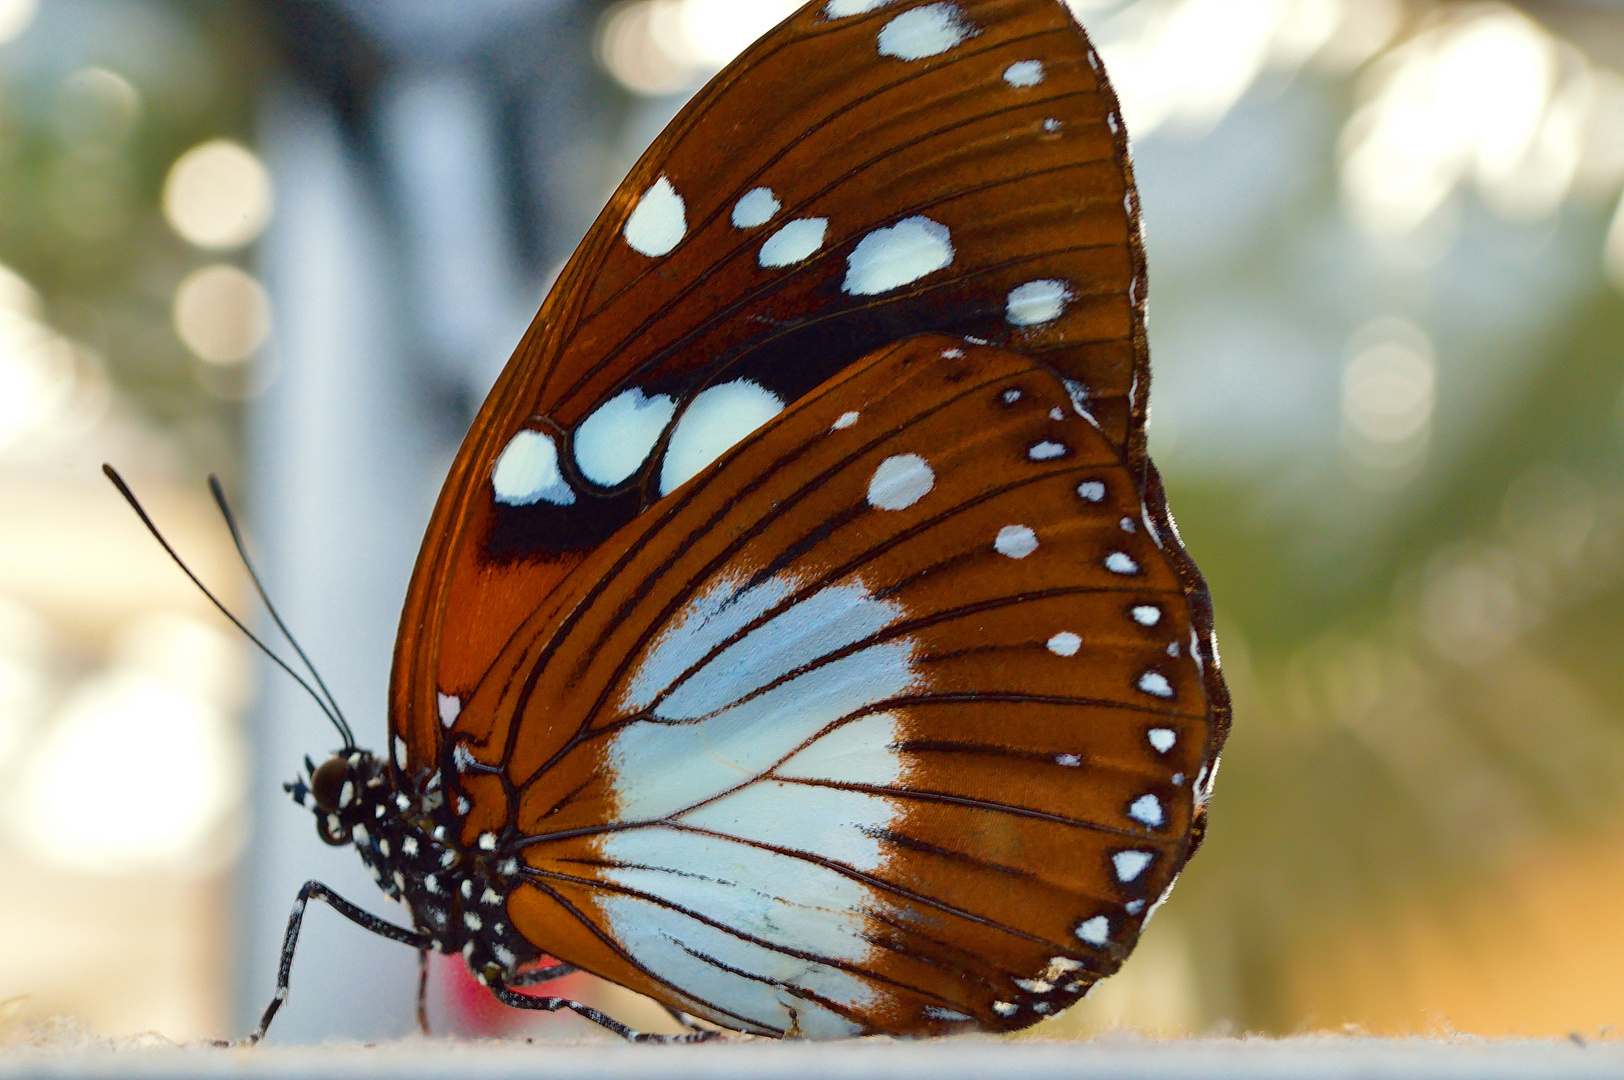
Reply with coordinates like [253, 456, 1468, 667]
[439, 335, 1216, 1036]
[391, 0, 1149, 761]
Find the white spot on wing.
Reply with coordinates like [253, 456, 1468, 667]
[1148, 727, 1176, 753]
[992, 1001, 1018, 1017]
[832, 411, 860, 431]
[660, 380, 784, 494]
[1055, 753, 1081, 766]
[995, 525, 1039, 559]
[393, 736, 408, 770]
[437, 693, 461, 728]
[1138, 671, 1174, 698]
[866, 453, 934, 510]
[574, 388, 677, 488]
[1004, 60, 1045, 86]
[759, 217, 829, 267]
[492, 430, 575, 506]
[1132, 605, 1161, 626]
[1046, 632, 1081, 657]
[1028, 441, 1066, 461]
[623, 176, 686, 257]
[877, 3, 974, 60]
[1077, 480, 1105, 502]
[732, 187, 780, 229]
[1105, 551, 1139, 574]
[1007, 279, 1072, 326]
[1113, 850, 1153, 882]
[842, 216, 953, 296]
[1075, 915, 1109, 945]
[1128, 794, 1164, 827]
[825, 0, 895, 15]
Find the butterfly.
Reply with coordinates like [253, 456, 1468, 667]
[119, 0, 1229, 1043]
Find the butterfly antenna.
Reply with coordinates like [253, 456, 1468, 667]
[102, 464, 356, 750]
[206, 474, 355, 749]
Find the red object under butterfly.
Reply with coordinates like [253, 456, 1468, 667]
[114, 0, 1229, 1042]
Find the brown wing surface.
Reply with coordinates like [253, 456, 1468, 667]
[391, 0, 1151, 766]
[436, 336, 1224, 1036]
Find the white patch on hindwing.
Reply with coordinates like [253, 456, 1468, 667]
[593, 568, 924, 1034]
[594, 839, 873, 1037]
[866, 453, 934, 510]
[775, 711, 907, 788]
[995, 524, 1039, 559]
[1046, 632, 1081, 657]
[1075, 915, 1110, 945]
[609, 572, 920, 821]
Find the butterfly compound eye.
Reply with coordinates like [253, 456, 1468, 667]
[309, 755, 350, 813]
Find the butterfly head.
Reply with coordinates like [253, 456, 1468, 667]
[286, 749, 386, 846]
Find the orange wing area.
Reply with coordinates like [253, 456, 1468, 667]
[440, 335, 1226, 1036]
[390, 0, 1151, 765]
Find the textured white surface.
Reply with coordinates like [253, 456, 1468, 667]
[5, 1036, 1621, 1078]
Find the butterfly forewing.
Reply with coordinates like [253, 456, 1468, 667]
[391, 0, 1150, 758]
[432, 335, 1214, 1036]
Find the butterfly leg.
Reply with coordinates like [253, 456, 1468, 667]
[507, 962, 577, 987]
[488, 981, 720, 1043]
[661, 1005, 716, 1035]
[416, 948, 432, 1037]
[242, 880, 432, 1045]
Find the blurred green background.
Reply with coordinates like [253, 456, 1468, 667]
[0, 0, 1621, 1044]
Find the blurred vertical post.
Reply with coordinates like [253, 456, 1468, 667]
[239, 0, 603, 1041]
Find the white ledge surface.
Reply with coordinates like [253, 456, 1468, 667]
[3, 1036, 1623, 1080]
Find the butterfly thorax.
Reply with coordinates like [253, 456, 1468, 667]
[285, 751, 540, 984]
